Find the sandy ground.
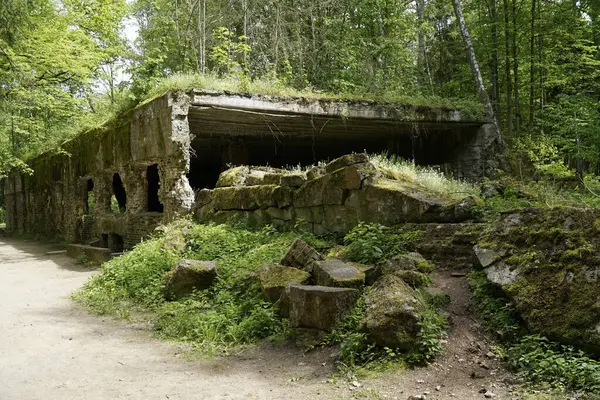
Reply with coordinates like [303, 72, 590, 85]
[0, 237, 520, 400]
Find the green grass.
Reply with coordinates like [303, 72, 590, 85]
[72, 221, 332, 355]
[140, 72, 485, 116]
[369, 153, 480, 201]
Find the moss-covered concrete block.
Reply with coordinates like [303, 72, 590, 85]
[312, 258, 365, 289]
[363, 275, 425, 349]
[211, 185, 278, 210]
[164, 260, 218, 300]
[286, 284, 360, 331]
[259, 264, 311, 308]
[325, 153, 369, 173]
[281, 238, 324, 272]
[216, 166, 250, 187]
[281, 173, 306, 187]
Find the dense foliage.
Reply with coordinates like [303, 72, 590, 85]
[2, 0, 600, 178]
[73, 222, 331, 353]
[469, 271, 600, 393]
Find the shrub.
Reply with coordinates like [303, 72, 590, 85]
[73, 222, 330, 355]
[343, 222, 421, 264]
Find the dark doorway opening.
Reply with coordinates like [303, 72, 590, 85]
[188, 141, 223, 191]
[108, 233, 124, 252]
[85, 179, 94, 215]
[146, 164, 164, 212]
[112, 173, 127, 213]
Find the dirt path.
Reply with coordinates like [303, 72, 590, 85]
[0, 237, 520, 400]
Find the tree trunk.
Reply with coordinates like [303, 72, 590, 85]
[528, 0, 536, 127]
[512, 0, 520, 133]
[503, 0, 513, 137]
[452, 0, 504, 145]
[490, 0, 500, 116]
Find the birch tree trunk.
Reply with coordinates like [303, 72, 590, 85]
[452, 0, 504, 146]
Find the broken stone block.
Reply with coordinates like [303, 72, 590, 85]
[380, 252, 433, 274]
[263, 172, 283, 185]
[164, 260, 218, 300]
[259, 264, 311, 308]
[363, 274, 425, 349]
[325, 153, 369, 173]
[293, 174, 345, 208]
[216, 166, 250, 187]
[286, 284, 360, 331]
[281, 173, 306, 187]
[306, 165, 325, 181]
[194, 188, 213, 207]
[312, 258, 365, 289]
[211, 185, 278, 210]
[281, 238, 324, 272]
[391, 270, 431, 288]
[473, 245, 500, 268]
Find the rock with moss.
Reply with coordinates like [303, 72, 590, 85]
[286, 284, 360, 331]
[281, 238, 324, 272]
[479, 208, 600, 353]
[325, 153, 369, 173]
[380, 252, 433, 274]
[312, 258, 365, 289]
[216, 166, 250, 187]
[259, 264, 311, 302]
[363, 274, 425, 349]
[164, 260, 218, 300]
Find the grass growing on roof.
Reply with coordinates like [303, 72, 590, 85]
[72, 221, 332, 355]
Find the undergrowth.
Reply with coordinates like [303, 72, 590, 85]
[469, 271, 600, 394]
[343, 222, 421, 264]
[321, 294, 448, 371]
[72, 222, 331, 355]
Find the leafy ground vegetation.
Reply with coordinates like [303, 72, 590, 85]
[73, 219, 448, 368]
[469, 271, 600, 395]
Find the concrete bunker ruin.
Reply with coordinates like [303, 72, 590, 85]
[3, 90, 495, 251]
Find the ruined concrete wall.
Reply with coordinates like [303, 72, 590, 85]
[195, 154, 477, 236]
[3, 92, 195, 249]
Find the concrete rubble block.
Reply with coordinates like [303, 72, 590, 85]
[216, 166, 250, 187]
[266, 207, 293, 221]
[286, 284, 360, 331]
[454, 195, 484, 221]
[66, 244, 111, 264]
[259, 264, 311, 315]
[262, 172, 283, 185]
[293, 174, 345, 208]
[281, 173, 307, 187]
[325, 153, 369, 173]
[312, 258, 365, 289]
[473, 245, 501, 268]
[194, 188, 213, 207]
[281, 238, 324, 272]
[211, 185, 278, 210]
[357, 178, 456, 224]
[380, 252, 433, 274]
[306, 165, 326, 181]
[163, 260, 218, 300]
[273, 186, 292, 208]
[323, 205, 359, 234]
[294, 206, 324, 224]
[363, 274, 425, 349]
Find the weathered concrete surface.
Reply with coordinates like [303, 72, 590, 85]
[66, 244, 112, 264]
[5, 89, 493, 251]
[196, 157, 481, 235]
[0, 238, 352, 400]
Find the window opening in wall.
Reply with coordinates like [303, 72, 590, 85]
[146, 164, 164, 213]
[85, 179, 94, 215]
[111, 173, 127, 213]
[108, 233, 124, 252]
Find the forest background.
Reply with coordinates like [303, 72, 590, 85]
[1, 0, 599, 181]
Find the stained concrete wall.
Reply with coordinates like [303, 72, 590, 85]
[194, 154, 477, 236]
[4, 89, 494, 248]
[3, 92, 194, 249]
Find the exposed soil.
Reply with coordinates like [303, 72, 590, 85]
[0, 237, 519, 400]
